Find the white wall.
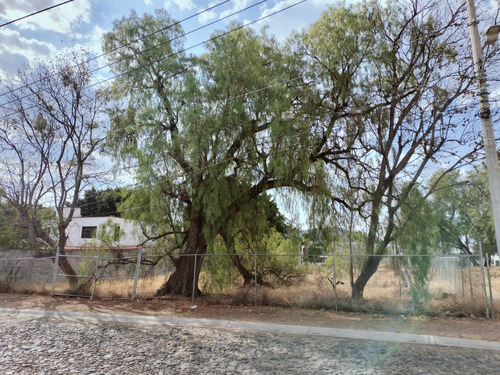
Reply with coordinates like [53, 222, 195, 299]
[65, 216, 146, 250]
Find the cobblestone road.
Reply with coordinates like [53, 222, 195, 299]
[1, 315, 499, 374]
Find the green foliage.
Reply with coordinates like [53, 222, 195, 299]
[295, 0, 477, 300]
[77, 188, 123, 217]
[204, 229, 303, 291]
[0, 198, 28, 249]
[100, 1, 480, 298]
[430, 167, 495, 256]
[101, 9, 329, 296]
[255, 230, 303, 285]
[96, 220, 123, 247]
[202, 236, 236, 294]
[397, 187, 437, 302]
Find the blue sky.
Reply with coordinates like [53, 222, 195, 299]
[0, 0, 336, 80]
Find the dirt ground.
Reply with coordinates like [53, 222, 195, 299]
[1, 293, 500, 342]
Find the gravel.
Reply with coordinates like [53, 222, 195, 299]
[1, 316, 499, 374]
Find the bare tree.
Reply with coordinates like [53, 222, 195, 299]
[0, 54, 106, 289]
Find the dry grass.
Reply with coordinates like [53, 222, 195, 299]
[7, 281, 53, 296]
[226, 264, 500, 317]
[92, 275, 166, 299]
[5, 263, 500, 318]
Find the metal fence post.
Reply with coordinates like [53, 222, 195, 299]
[461, 266, 465, 298]
[51, 246, 60, 296]
[254, 253, 258, 307]
[333, 254, 338, 312]
[453, 258, 458, 293]
[487, 258, 495, 319]
[479, 243, 490, 318]
[407, 255, 415, 316]
[467, 256, 474, 299]
[192, 253, 197, 304]
[27, 258, 33, 284]
[408, 272, 415, 316]
[131, 247, 143, 301]
[90, 249, 101, 300]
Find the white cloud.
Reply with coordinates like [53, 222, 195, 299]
[219, 0, 252, 20]
[198, 9, 218, 25]
[0, 29, 57, 79]
[164, 0, 196, 12]
[252, 0, 330, 41]
[1, 0, 91, 34]
[144, 0, 154, 5]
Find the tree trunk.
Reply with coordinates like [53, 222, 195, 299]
[232, 255, 270, 287]
[352, 254, 383, 300]
[56, 249, 79, 290]
[352, 198, 382, 300]
[156, 213, 206, 297]
[220, 231, 270, 287]
[54, 222, 80, 290]
[156, 251, 205, 296]
[348, 212, 354, 290]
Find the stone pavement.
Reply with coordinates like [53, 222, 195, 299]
[1, 308, 499, 374]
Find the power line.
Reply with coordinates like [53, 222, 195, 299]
[0, 0, 483, 225]
[0, 0, 257, 103]
[0, 0, 272, 117]
[1, 90, 481, 226]
[0, 72, 482, 190]
[0, 0, 305, 121]
[89, 0, 269, 80]
[0, 73, 311, 225]
[0, 1, 75, 29]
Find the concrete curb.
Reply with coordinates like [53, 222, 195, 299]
[1, 307, 499, 351]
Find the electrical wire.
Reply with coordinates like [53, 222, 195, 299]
[0, 0, 74, 28]
[0, 0, 306, 122]
[1, 0, 308, 119]
[0, 73, 482, 196]
[0, 0, 288, 121]
[0, 0, 489, 227]
[2, 64, 477, 188]
[0, 121, 321, 227]
[0, 95, 484, 228]
[0, 0, 258, 103]
[0, 75, 312, 226]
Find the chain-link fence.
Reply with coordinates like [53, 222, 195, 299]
[1, 249, 497, 318]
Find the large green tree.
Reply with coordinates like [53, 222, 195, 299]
[102, 11, 337, 296]
[293, 0, 483, 299]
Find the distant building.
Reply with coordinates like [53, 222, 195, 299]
[64, 208, 146, 251]
[491, 254, 500, 267]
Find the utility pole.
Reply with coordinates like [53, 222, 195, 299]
[465, 0, 500, 259]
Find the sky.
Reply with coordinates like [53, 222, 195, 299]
[0, 0, 336, 81]
[1, 0, 499, 85]
[1, 0, 499, 228]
